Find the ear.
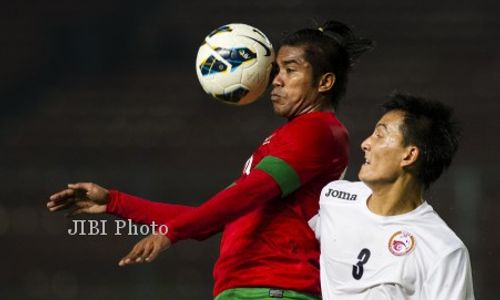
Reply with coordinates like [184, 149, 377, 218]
[401, 146, 419, 168]
[317, 72, 336, 93]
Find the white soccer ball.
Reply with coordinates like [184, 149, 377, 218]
[196, 23, 275, 105]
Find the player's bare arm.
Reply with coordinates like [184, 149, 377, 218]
[118, 233, 171, 266]
[47, 182, 109, 216]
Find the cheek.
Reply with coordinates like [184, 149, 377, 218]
[286, 77, 309, 96]
[377, 152, 403, 175]
[373, 148, 398, 167]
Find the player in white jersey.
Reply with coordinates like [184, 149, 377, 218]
[310, 92, 474, 299]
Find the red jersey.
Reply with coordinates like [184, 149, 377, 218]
[107, 111, 349, 297]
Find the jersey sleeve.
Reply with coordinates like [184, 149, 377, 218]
[165, 169, 281, 243]
[106, 190, 195, 226]
[254, 118, 347, 197]
[421, 247, 475, 300]
[107, 190, 224, 241]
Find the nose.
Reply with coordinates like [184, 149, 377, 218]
[361, 136, 370, 152]
[272, 70, 283, 87]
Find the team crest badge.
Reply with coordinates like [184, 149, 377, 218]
[388, 230, 415, 256]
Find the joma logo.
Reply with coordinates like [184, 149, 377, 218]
[324, 189, 357, 201]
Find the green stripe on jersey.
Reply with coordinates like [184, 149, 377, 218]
[255, 155, 300, 197]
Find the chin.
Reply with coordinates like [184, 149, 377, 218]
[358, 170, 374, 185]
[358, 174, 372, 187]
[272, 109, 283, 117]
[358, 173, 366, 182]
[358, 167, 367, 181]
[273, 108, 288, 118]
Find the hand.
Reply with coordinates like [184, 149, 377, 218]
[118, 233, 171, 266]
[47, 182, 109, 216]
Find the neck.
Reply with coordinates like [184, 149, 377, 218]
[366, 177, 423, 216]
[288, 97, 333, 120]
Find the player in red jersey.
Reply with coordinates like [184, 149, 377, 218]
[47, 20, 373, 299]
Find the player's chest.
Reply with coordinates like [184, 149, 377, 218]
[242, 134, 275, 175]
[321, 208, 426, 287]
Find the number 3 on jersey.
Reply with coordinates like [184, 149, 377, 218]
[352, 248, 371, 280]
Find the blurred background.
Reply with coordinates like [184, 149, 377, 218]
[1, 0, 499, 299]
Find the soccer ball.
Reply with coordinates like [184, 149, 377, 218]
[196, 23, 275, 105]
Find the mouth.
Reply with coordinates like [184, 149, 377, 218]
[270, 88, 282, 101]
[270, 93, 280, 102]
[363, 157, 370, 165]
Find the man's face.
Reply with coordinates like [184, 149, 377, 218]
[270, 46, 321, 118]
[358, 110, 410, 186]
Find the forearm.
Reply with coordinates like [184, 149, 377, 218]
[106, 190, 195, 225]
[166, 169, 281, 243]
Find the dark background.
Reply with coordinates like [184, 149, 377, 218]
[1, 1, 498, 299]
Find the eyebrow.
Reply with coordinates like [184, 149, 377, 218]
[375, 123, 388, 131]
[282, 58, 302, 65]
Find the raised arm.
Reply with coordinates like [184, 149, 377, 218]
[47, 183, 195, 225]
[118, 117, 349, 265]
[165, 117, 344, 243]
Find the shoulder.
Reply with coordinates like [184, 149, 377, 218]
[411, 203, 468, 257]
[423, 239, 472, 286]
[280, 112, 347, 143]
[420, 240, 474, 299]
[321, 180, 371, 202]
[271, 112, 348, 159]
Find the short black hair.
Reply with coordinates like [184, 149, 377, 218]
[383, 91, 462, 189]
[279, 20, 374, 108]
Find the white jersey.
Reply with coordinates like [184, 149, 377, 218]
[309, 180, 474, 300]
